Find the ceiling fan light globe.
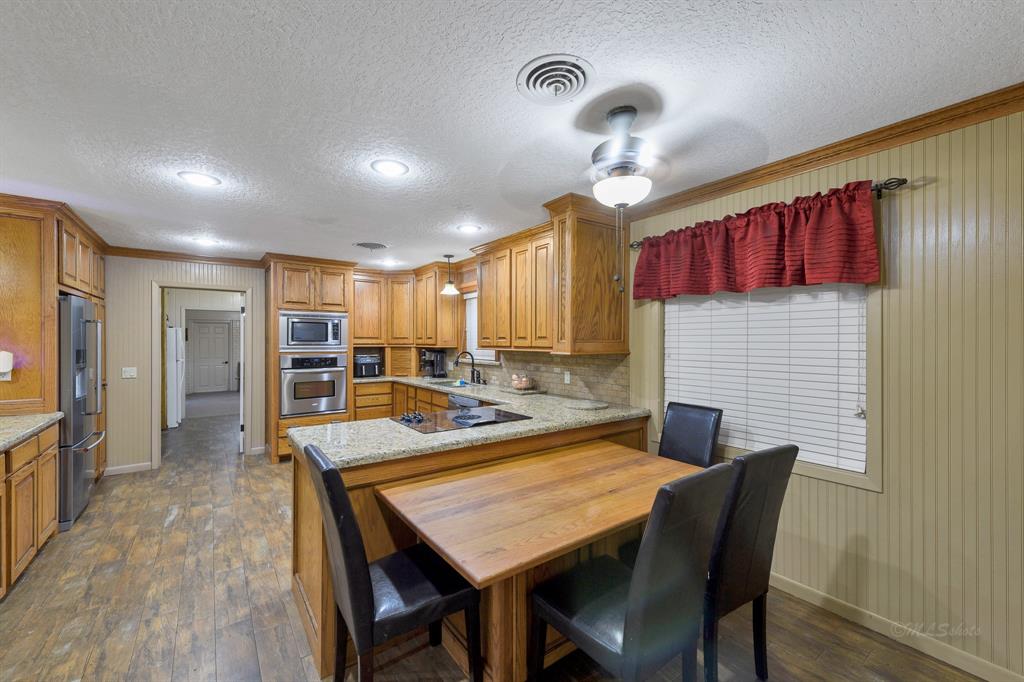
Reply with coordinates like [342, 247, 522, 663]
[592, 175, 652, 208]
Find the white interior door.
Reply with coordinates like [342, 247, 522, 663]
[238, 303, 245, 454]
[193, 322, 231, 392]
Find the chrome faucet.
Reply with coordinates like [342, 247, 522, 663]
[454, 351, 484, 384]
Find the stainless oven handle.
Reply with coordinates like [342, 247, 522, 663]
[281, 367, 347, 375]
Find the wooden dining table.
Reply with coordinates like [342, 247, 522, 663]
[376, 439, 701, 681]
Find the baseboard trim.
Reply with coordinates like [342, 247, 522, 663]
[769, 573, 1023, 682]
[104, 462, 152, 476]
[248, 445, 266, 456]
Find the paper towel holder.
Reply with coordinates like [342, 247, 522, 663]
[0, 350, 13, 382]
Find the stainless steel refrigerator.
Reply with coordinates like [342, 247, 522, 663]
[58, 293, 105, 531]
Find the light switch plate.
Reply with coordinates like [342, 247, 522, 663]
[121, 367, 138, 379]
[0, 370, 10, 382]
[563, 371, 571, 384]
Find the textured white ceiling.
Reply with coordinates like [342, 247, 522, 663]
[1, 0, 1021, 265]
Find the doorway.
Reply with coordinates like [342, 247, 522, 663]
[160, 287, 246, 459]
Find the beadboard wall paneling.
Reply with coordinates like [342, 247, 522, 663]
[629, 113, 1023, 680]
[105, 257, 266, 470]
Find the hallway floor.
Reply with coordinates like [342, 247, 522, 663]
[185, 390, 241, 419]
[0, 416, 977, 681]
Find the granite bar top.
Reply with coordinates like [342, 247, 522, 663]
[289, 376, 648, 468]
[0, 412, 63, 452]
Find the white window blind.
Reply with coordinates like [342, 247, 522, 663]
[463, 293, 496, 362]
[664, 283, 867, 473]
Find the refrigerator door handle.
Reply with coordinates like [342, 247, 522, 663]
[84, 319, 103, 415]
[72, 430, 106, 453]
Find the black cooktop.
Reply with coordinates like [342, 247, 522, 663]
[391, 407, 532, 434]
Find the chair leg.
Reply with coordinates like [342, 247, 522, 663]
[465, 601, 484, 682]
[356, 650, 374, 682]
[753, 593, 768, 680]
[334, 608, 348, 682]
[681, 640, 698, 682]
[429, 620, 443, 647]
[527, 609, 546, 681]
[702, 610, 718, 682]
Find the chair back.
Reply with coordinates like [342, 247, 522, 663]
[303, 445, 375, 651]
[658, 402, 723, 468]
[620, 463, 736, 680]
[707, 445, 798, 617]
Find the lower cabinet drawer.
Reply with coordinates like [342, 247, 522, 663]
[354, 382, 392, 396]
[355, 406, 392, 421]
[355, 393, 392, 408]
[9, 436, 39, 474]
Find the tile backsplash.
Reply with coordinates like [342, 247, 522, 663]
[448, 351, 629, 405]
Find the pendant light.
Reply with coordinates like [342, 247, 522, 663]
[440, 254, 460, 296]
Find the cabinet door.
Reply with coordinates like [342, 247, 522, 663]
[0, 460, 7, 598]
[493, 248, 512, 347]
[279, 264, 315, 309]
[415, 272, 437, 345]
[77, 239, 94, 293]
[530, 235, 554, 348]
[60, 220, 79, 287]
[387, 275, 415, 345]
[392, 384, 407, 416]
[8, 460, 38, 584]
[36, 446, 58, 545]
[94, 252, 105, 298]
[477, 254, 495, 347]
[352, 274, 386, 344]
[437, 283, 458, 348]
[511, 243, 532, 347]
[317, 267, 349, 312]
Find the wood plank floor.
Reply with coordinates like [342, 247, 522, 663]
[0, 414, 978, 681]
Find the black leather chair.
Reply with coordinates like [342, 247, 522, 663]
[703, 445, 798, 682]
[659, 402, 723, 468]
[527, 464, 736, 682]
[303, 445, 483, 682]
[618, 402, 725, 567]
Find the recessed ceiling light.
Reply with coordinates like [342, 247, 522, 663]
[370, 159, 409, 177]
[457, 224, 481, 234]
[177, 171, 222, 187]
[377, 258, 402, 267]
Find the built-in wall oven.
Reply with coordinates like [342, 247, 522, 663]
[280, 353, 347, 417]
[279, 311, 346, 351]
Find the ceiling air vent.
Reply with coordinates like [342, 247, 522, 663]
[354, 242, 388, 251]
[516, 54, 594, 105]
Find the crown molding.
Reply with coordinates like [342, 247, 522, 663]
[105, 246, 264, 268]
[628, 81, 1024, 222]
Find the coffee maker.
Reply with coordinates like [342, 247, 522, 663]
[420, 349, 447, 378]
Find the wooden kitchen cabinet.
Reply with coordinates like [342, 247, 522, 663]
[415, 269, 437, 345]
[471, 193, 627, 355]
[94, 252, 105, 298]
[413, 264, 458, 348]
[8, 459, 38, 585]
[353, 382, 393, 421]
[36, 445, 58, 545]
[386, 274, 415, 345]
[317, 267, 349, 311]
[60, 219, 79, 288]
[352, 272, 387, 345]
[278, 263, 316, 310]
[57, 214, 106, 299]
[0, 453, 6, 600]
[392, 383, 408, 415]
[77, 238, 94, 292]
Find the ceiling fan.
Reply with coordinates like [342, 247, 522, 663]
[589, 105, 654, 291]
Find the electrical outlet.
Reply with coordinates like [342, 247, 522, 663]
[563, 371, 571, 384]
[121, 367, 138, 379]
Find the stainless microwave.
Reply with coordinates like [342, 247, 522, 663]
[279, 311, 347, 351]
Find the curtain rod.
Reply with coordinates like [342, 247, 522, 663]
[627, 177, 908, 250]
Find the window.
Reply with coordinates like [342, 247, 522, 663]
[463, 293, 496, 362]
[664, 283, 867, 473]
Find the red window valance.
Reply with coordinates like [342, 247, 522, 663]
[632, 180, 880, 300]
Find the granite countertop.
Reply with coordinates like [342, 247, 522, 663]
[0, 412, 63, 452]
[290, 376, 649, 468]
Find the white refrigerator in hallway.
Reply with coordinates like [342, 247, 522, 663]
[165, 327, 186, 428]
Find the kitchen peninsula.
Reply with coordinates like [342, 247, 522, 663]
[288, 377, 650, 680]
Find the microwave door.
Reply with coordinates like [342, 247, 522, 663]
[289, 319, 329, 345]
